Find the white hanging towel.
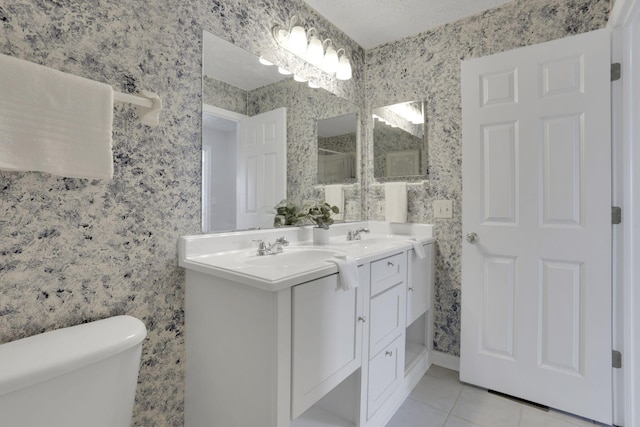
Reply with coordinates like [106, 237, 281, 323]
[0, 53, 114, 179]
[326, 255, 359, 291]
[324, 184, 344, 220]
[384, 182, 408, 223]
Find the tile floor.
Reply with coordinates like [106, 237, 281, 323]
[386, 366, 609, 427]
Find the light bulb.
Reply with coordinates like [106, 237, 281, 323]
[308, 81, 320, 89]
[288, 25, 308, 56]
[336, 54, 352, 80]
[323, 45, 339, 74]
[278, 67, 292, 75]
[294, 74, 307, 82]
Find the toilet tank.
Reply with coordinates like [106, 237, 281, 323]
[0, 315, 147, 427]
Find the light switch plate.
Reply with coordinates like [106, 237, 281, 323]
[434, 200, 453, 219]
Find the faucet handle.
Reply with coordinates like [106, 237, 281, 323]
[252, 239, 266, 250]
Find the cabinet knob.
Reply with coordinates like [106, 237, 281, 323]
[387, 261, 395, 267]
[358, 316, 367, 323]
[408, 286, 415, 292]
[385, 351, 393, 356]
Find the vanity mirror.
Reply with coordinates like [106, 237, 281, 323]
[317, 112, 358, 185]
[372, 101, 428, 179]
[202, 30, 361, 233]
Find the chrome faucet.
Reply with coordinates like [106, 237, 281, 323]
[346, 227, 370, 241]
[255, 236, 289, 255]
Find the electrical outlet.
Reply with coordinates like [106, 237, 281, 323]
[434, 200, 453, 219]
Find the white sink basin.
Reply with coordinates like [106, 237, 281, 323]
[244, 248, 345, 267]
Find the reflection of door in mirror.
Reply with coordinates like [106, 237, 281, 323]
[373, 101, 427, 179]
[236, 108, 287, 230]
[202, 105, 286, 233]
[317, 113, 358, 185]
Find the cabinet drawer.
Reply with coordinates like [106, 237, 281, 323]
[367, 335, 405, 420]
[369, 282, 406, 358]
[370, 252, 406, 297]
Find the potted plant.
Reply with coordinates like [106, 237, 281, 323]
[273, 199, 307, 227]
[303, 200, 340, 245]
[304, 200, 340, 229]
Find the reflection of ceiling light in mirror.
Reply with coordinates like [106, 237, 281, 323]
[258, 56, 274, 66]
[372, 115, 387, 124]
[389, 102, 424, 125]
[278, 67, 292, 75]
[308, 81, 320, 89]
[294, 74, 307, 82]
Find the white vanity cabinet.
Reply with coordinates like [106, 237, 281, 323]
[181, 226, 436, 427]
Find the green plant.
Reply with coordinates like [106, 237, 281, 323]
[273, 200, 307, 227]
[303, 200, 340, 230]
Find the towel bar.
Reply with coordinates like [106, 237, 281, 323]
[113, 90, 162, 127]
[113, 91, 153, 108]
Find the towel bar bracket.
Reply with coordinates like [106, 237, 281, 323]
[113, 90, 162, 127]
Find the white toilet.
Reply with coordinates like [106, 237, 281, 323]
[0, 315, 147, 427]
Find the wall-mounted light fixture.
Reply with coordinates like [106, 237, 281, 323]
[271, 16, 353, 81]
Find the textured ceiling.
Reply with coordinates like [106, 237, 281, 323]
[302, 0, 515, 49]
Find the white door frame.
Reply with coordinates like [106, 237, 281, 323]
[608, 1, 640, 426]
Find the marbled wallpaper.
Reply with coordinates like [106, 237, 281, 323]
[0, 0, 362, 425]
[365, 0, 610, 356]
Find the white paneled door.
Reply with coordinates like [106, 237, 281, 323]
[237, 107, 287, 230]
[461, 29, 612, 424]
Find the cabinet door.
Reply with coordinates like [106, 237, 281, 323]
[367, 335, 405, 420]
[369, 282, 406, 358]
[291, 270, 365, 419]
[407, 242, 435, 325]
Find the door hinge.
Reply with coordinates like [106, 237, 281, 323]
[612, 63, 621, 81]
[612, 206, 622, 225]
[613, 350, 622, 369]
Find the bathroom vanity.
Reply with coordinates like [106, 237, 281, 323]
[179, 222, 435, 427]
